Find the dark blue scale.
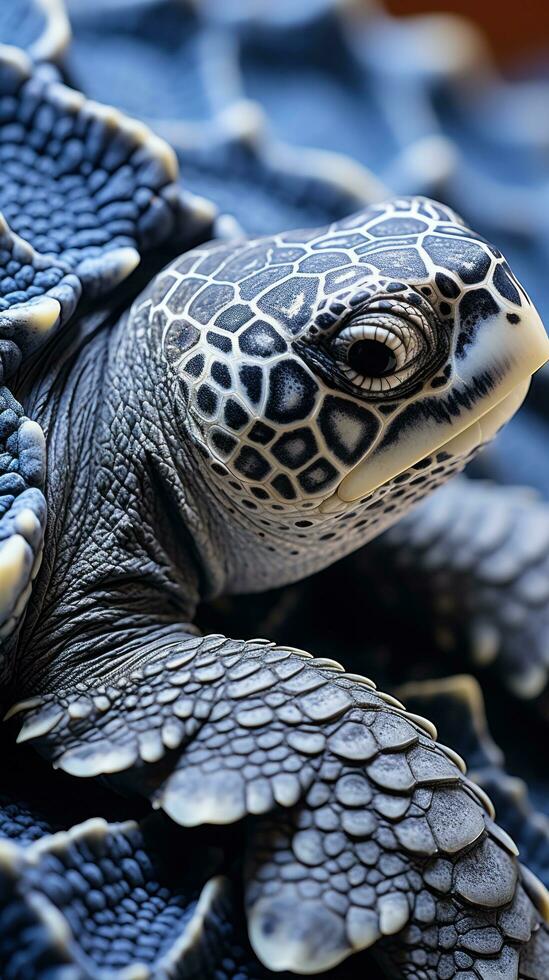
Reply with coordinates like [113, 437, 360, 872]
[192, 248, 234, 278]
[250, 486, 270, 500]
[211, 361, 231, 389]
[239, 364, 263, 405]
[215, 303, 254, 333]
[183, 353, 204, 378]
[234, 446, 271, 481]
[271, 472, 297, 500]
[298, 253, 348, 273]
[369, 217, 428, 237]
[423, 236, 491, 286]
[324, 266, 372, 293]
[272, 247, 307, 262]
[435, 272, 460, 299]
[258, 276, 319, 333]
[318, 397, 380, 466]
[361, 247, 428, 280]
[271, 428, 318, 469]
[211, 430, 237, 457]
[265, 360, 318, 424]
[196, 384, 217, 416]
[150, 273, 177, 305]
[456, 289, 500, 357]
[167, 278, 204, 315]
[239, 321, 287, 358]
[188, 283, 235, 324]
[298, 457, 338, 493]
[312, 233, 368, 251]
[493, 263, 522, 305]
[207, 331, 232, 353]
[224, 399, 249, 431]
[239, 265, 293, 301]
[221, 246, 273, 283]
[248, 421, 276, 445]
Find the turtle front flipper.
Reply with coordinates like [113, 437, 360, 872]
[0, 388, 46, 642]
[395, 674, 549, 894]
[0, 213, 77, 642]
[0, 296, 59, 641]
[375, 475, 549, 704]
[6, 632, 549, 976]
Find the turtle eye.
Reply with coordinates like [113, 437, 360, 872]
[346, 338, 397, 377]
[331, 307, 429, 393]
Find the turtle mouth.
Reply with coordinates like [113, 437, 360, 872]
[318, 378, 531, 514]
[320, 306, 549, 511]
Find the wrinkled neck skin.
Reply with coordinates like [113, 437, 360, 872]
[12, 303, 205, 693]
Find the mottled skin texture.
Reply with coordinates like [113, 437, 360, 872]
[1, 196, 548, 978]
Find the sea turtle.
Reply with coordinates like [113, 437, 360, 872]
[1, 14, 549, 980]
[56, 0, 549, 709]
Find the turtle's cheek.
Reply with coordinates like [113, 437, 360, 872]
[334, 306, 549, 504]
[184, 375, 386, 511]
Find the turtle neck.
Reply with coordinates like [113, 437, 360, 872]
[10, 295, 203, 694]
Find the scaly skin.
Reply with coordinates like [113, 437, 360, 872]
[2, 198, 549, 977]
[0, 697, 547, 980]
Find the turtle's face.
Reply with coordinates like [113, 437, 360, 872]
[155, 196, 548, 583]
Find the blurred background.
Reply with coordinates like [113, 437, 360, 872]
[388, 0, 549, 64]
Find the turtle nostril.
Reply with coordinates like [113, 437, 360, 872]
[347, 339, 397, 377]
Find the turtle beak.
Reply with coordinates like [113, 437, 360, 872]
[335, 304, 549, 504]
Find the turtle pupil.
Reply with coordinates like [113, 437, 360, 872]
[347, 339, 397, 377]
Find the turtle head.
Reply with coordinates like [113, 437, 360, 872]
[155, 196, 549, 589]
